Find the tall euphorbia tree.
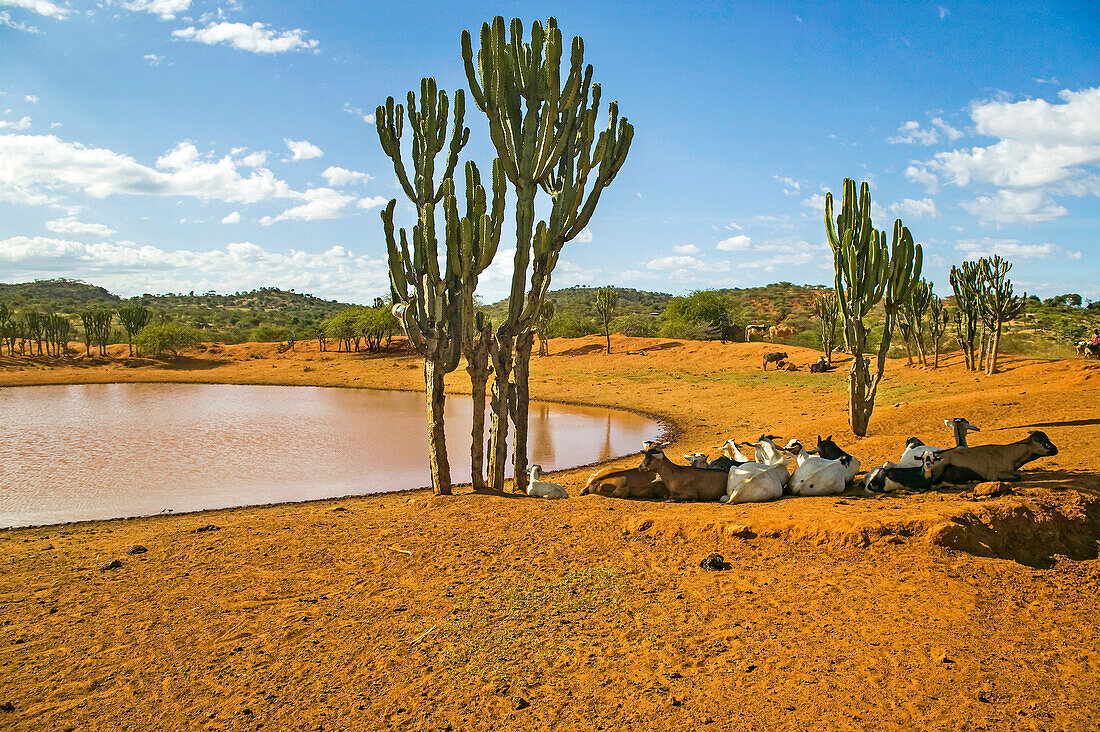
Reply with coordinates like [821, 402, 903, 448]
[825, 179, 922, 437]
[462, 16, 633, 493]
[979, 255, 1026, 375]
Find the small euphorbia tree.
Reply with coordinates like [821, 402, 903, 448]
[594, 287, 618, 354]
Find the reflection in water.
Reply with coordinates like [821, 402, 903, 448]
[0, 383, 660, 527]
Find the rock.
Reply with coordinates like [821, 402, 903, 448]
[100, 559, 122, 571]
[972, 482, 1013, 499]
[725, 524, 756, 539]
[699, 553, 729, 571]
[192, 524, 220, 533]
[127, 545, 147, 555]
[511, 697, 530, 711]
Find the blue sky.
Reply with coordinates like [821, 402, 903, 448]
[1, 0, 1098, 303]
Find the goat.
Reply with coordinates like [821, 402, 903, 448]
[930, 431, 1059, 484]
[722, 438, 790, 504]
[809, 356, 834, 373]
[863, 452, 937, 493]
[581, 466, 668, 499]
[781, 440, 851, 496]
[684, 452, 709, 468]
[897, 417, 980, 468]
[808, 435, 861, 483]
[762, 352, 788, 371]
[527, 465, 568, 499]
[706, 439, 752, 471]
[751, 435, 789, 467]
[638, 444, 728, 502]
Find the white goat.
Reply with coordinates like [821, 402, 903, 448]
[714, 439, 753, 463]
[527, 465, 568, 499]
[721, 438, 789, 505]
[751, 435, 790, 467]
[782, 440, 850, 496]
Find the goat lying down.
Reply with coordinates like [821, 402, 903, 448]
[863, 452, 937, 493]
[782, 440, 851, 496]
[930, 431, 1058, 484]
[723, 440, 789, 505]
[527, 465, 568, 499]
[808, 435, 860, 483]
[581, 465, 668, 499]
[638, 444, 728, 502]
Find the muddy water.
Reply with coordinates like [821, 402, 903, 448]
[0, 383, 661, 527]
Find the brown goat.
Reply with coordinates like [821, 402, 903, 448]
[638, 447, 728, 502]
[762, 351, 788, 370]
[930, 431, 1059, 484]
[581, 466, 669, 499]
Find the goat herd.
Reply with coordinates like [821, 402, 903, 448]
[524, 417, 1060, 502]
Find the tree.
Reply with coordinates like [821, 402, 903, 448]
[950, 261, 982, 371]
[376, 77, 503, 495]
[535, 299, 555, 356]
[813, 291, 838, 363]
[978, 255, 1026, 375]
[825, 179, 922, 437]
[133, 322, 201, 359]
[463, 16, 633, 493]
[594, 287, 618, 353]
[901, 280, 932, 365]
[926, 295, 948, 369]
[117, 304, 152, 356]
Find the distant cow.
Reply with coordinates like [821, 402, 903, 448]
[769, 325, 795, 342]
[745, 325, 769, 342]
[718, 324, 745, 344]
[762, 351, 788, 370]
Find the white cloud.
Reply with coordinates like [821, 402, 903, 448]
[220, 210, 241, 224]
[24, 94, 38, 104]
[172, 21, 319, 55]
[259, 187, 355, 224]
[936, 5, 949, 19]
[905, 164, 941, 194]
[574, 228, 594, 243]
[358, 196, 387, 210]
[284, 138, 323, 161]
[143, 54, 165, 66]
[120, 0, 190, 20]
[716, 234, 752, 251]
[0, 235, 389, 302]
[931, 116, 963, 141]
[673, 244, 699, 254]
[0, 134, 300, 206]
[774, 175, 801, 195]
[889, 120, 939, 146]
[342, 103, 375, 125]
[959, 189, 1067, 226]
[800, 193, 827, 212]
[956, 237, 1056, 260]
[238, 150, 267, 167]
[919, 87, 1100, 189]
[647, 255, 704, 270]
[0, 116, 32, 130]
[0, 0, 70, 19]
[725, 221, 743, 230]
[321, 166, 369, 186]
[739, 251, 816, 271]
[888, 197, 940, 219]
[44, 216, 116, 237]
[0, 10, 39, 31]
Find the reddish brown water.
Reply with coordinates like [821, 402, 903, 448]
[0, 383, 661, 527]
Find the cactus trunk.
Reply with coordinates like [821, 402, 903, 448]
[512, 330, 535, 492]
[424, 359, 452, 496]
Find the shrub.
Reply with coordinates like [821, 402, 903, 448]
[612, 313, 657, 337]
[134, 322, 202, 359]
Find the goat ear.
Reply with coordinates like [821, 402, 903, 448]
[826, 435, 832, 442]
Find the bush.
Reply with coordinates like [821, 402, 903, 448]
[612, 313, 658, 337]
[658, 317, 715, 340]
[249, 324, 294, 343]
[545, 312, 598, 339]
[133, 323, 202, 359]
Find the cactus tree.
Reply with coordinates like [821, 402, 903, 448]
[978, 255, 1026, 375]
[463, 16, 633, 493]
[950, 261, 982, 370]
[813, 291, 839, 363]
[594, 286, 618, 354]
[376, 78, 470, 496]
[825, 179, 923, 436]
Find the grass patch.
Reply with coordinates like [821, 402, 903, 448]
[435, 567, 631, 687]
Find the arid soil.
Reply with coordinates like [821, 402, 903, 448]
[1, 336, 1099, 731]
